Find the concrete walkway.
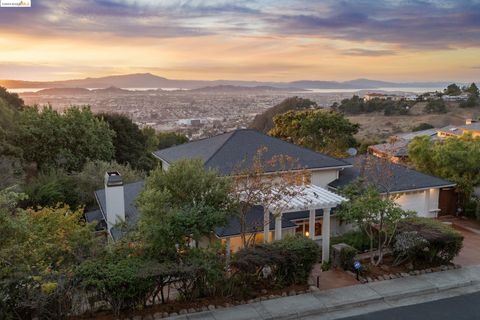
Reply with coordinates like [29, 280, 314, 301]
[166, 265, 480, 320]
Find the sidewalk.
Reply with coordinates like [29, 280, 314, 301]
[166, 265, 480, 320]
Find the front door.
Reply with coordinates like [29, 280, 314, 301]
[439, 187, 457, 216]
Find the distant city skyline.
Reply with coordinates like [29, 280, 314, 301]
[0, 0, 479, 82]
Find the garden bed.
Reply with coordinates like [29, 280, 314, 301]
[70, 284, 309, 319]
[350, 254, 460, 283]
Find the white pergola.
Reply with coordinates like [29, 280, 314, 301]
[262, 184, 348, 262]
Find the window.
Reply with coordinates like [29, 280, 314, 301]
[294, 218, 322, 238]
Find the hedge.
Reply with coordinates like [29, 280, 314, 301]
[231, 235, 319, 290]
[395, 217, 464, 265]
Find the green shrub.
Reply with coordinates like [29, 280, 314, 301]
[393, 231, 429, 266]
[331, 230, 372, 252]
[464, 197, 479, 220]
[396, 217, 464, 264]
[178, 248, 227, 300]
[339, 245, 358, 271]
[424, 99, 447, 114]
[321, 260, 331, 271]
[232, 235, 319, 291]
[270, 235, 320, 286]
[76, 255, 157, 316]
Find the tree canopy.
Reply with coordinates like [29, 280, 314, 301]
[408, 135, 480, 199]
[136, 159, 233, 258]
[155, 131, 189, 150]
[269, 109, 359, 157]
[250, 97, 317, 133]
[337, 183, 414, 265]
[96, 113, 152, 170]
[332, 95, 412, 115]
[444, 83, 462, 96]
[0, 86, 24, 111]
[424, 99, 447, 114]
[466, 83, 479, 97]
[14, 106, 115, 172]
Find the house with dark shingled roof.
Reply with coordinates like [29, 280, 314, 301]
[86, 129, 455, 258]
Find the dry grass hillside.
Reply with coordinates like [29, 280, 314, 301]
[349, 102, 480, 140]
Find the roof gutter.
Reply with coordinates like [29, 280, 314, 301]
[329, 183, 457, 195]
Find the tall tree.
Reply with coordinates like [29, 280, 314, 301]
[408, 135, 480, 201]
[337, 184, 414, 266]
[136, 159, 233, 258]
[269, 109, 359, 157]
[0, 86, 24, 111]
[466, 82, 479, 97]
[444, 83, 462, 96]
[156, 131, 189, 150]
[96, 113, 150, 169]
[14, 106, 115, 172]
[230, 147, 309, 247]
[0, 98, 24, 188]
[250, 97, 317, 133]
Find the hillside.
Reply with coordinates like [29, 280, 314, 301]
[0, 73, 451, 90]
[250, 99, 480, 140]
[348, 102, 480, 139]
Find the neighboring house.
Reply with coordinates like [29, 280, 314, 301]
[328, 157, 456, 218]
[369, 119, 480, 161]
[363, 93, 407, 101]
[442, 94, 469, 102]
[437, 120, 480, 138]
[85, 129, 456, 261]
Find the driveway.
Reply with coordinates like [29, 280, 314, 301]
[453, 225, 480, 266]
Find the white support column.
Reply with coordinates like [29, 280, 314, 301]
[424, 189, 431, 216]
[264, 207, 270, 243]
[309, 208, 315, 240]
[322, 208, 331, 262]
[275, 213, 283, 240]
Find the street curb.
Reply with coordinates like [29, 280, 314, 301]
[170, 269, 480, 319]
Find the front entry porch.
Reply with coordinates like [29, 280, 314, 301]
[262, 184, 347, 262]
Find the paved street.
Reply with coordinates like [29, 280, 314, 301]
[167, 265, 480, 319]
[339, 291, 480, 320]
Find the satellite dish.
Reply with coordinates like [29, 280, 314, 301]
[347, 148, 358, 157]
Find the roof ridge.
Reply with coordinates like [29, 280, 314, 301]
[203, 130, 240, 165]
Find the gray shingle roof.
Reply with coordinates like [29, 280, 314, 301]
[94, 181, 145, 241]
[153, 129, 350, 175]
[328, 156, 455, 193]
[215, 205, 297, 238]
[90, 182, 330, 240]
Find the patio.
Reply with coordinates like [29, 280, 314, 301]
[308, 265, 359, 291]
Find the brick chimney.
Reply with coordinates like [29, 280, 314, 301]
[104, 171, 125, 230]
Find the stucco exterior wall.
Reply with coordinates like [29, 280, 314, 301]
[311, 169, 340, 188]
[394, 188, 440, 218]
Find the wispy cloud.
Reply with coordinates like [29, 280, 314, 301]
[1, 0, 479, 49]
[1, 0, 480, 81]
[342, 48, 397, 56]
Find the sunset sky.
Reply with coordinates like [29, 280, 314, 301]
[0, 0, 479, 82]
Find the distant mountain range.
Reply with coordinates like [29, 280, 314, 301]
[0, 73, 453, 90]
